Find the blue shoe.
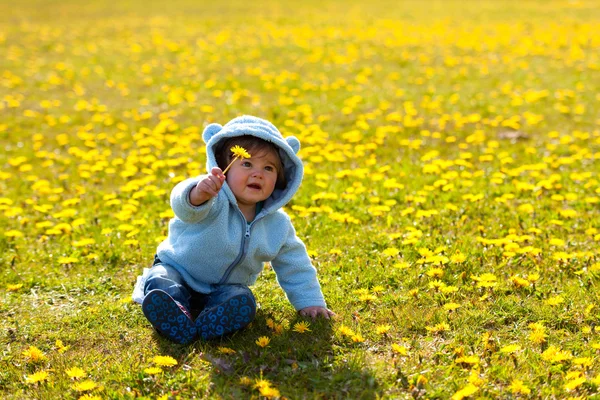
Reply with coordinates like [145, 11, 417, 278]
[142, 289, 197, 345]
[196, 294, 256, 340]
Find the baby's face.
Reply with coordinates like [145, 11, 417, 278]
[226, 149, 279, 208]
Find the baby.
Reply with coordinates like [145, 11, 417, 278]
[132, 115, 334, 344]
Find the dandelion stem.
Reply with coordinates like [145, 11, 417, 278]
[222, 156, 239, 174]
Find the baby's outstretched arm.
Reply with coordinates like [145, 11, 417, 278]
[189, 167, 226, 206]
[299, 306, 336, 320]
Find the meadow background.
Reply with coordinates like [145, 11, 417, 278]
[1, 0, 600, 398]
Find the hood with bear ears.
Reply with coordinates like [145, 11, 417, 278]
[202, 115, 303, 214]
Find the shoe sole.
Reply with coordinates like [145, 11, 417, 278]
[196, 294, 256, 340]
[142, 290, 197, 345]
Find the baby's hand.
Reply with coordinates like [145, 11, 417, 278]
[190, 167, 225, 206]
[299, 306, 336, 320]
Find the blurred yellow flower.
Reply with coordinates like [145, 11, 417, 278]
[255, 336, 270, 347]
[144, 367, 163, 375]
[72, 380, 98, 392]
[22, 346, 46, 363]
[66, 367, 86, 379]
[152, 355, 177, 367]
[293, 321, 311, 333]
[25, 370, 49, 384]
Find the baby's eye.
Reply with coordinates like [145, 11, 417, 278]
[265, 166, 275, 172]
[241, 161, 252, 167]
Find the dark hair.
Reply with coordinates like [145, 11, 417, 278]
[215, 136, 287, 189]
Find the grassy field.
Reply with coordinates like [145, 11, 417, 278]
[1, 0, 600, 398]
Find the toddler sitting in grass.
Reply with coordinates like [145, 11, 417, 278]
[132, 115, 334, 344]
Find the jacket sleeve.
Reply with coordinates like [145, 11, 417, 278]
[271, 219, 327, 311]
[170, 175, 217, 223]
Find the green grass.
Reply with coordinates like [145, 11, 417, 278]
[1, 0, 600, 398]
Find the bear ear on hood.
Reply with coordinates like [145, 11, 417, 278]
[203, 123, 223, 144]
[286, 136, 300, 154]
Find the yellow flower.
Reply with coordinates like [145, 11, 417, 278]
[223, 146, 252, 174]
[450, 252, 466, 263]
[218, 347, 236, 354]
[293, 321, 311, 333]
[546, 295, 564, 306]
[564, 377, 586, 391]
[66, 367, 86, 379]
[255, 336, 271, 347]
[231, 145, 251, 159]
[444, 302, 461, 311]
[239, 376, 253, 386]
[259, 385, 281, 398]
[55, 339, 70, 353]
[4, 230, 24, 238]
[391, 343, 408, 355]
[352, 333, 365, 343]
[451, 383, 478, 400]
[152, 355, 178, 367]
[375, 324, 391, 335]
[455, 355, 480, 366]
[22, 346, 47, 363]
[338, 325, 355, 337]
[510, 379, 531, 394]
[78, 395, 102, 400]
[25, 370, 50, 384]
[500, 344, 521, 354]
[72, 380, 98, 392]
[144, 367, 163, 375]
[7, 283, 23, 291]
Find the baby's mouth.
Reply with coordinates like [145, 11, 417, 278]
[247, 183, 262, 190]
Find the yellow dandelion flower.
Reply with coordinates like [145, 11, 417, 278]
[338, 325, 355, 337]
[7, 283, 23, 291]
[218, 346, 236, 355]
[254, 378, 272, 390]
[266, 318, 275, 329]
[382, 247, 400, 257]
[231, 145, 251, 159]
[259, 385, 281, 398]
[450, 252, 466, 263]
[455, 355, 480, 366]
[546, 295, 564, 306]
[55, 339, 70, 353]
[22, 346, 47, 363]
[444, 302, 461, 311]
[223, 146, 251, 174]
[255, 336, 270, 347]
[144, 367, 163, 375]
[426, 322, 450, 333]
[451, 383, 478, 400]
[25, 370, 50, 384]
[500, 344, 521, 354]
[66, 367, 86, 379]
[4, 230, 24, 238]
[510, 379, 531, 394]
[293, 321, 311, 333]
[573, 357, 593, 368]
[72, 380, 98, 392]
[391, 343, 408, 355]
[239, 376, 253, 386]
[78, 395, 102, 400]
[564, 377, 586, 391]
[375, 324, 391, 335]
[351, 333, 365, 343]
[152, 355, 178, 367]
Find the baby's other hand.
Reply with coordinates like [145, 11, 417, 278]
[299, 306, 336, 320]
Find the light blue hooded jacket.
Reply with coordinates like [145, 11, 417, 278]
[135, 116, 326, 310]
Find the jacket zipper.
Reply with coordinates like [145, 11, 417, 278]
[218, 211, 254, 284]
